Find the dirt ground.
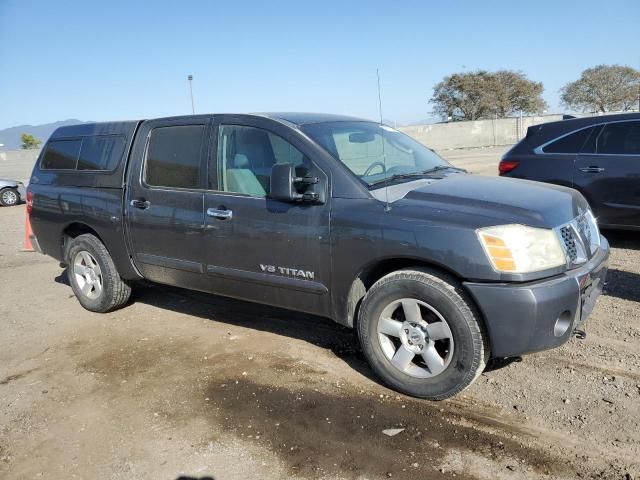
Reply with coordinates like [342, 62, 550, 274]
[1, 151, 639, 479]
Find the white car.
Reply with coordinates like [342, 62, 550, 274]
[0, 179, 26, 207]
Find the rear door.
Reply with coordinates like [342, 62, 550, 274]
[574, 120, 640, 227]
[203, 115, 332, 316]
[125, 117, 211, 289]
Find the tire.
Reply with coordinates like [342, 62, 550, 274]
[357, 268, 488, 400]
[65, 234, 131, 312]
[0, 188, 19, 207]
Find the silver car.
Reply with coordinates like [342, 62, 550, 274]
[0, 179, 26, 207]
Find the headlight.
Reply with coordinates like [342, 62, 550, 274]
[477, 224, 566, 273]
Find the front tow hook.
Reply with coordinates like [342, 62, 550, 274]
[573, 329, 587, 340]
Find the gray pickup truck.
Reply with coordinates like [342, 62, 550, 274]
[27, 113, 609, 399]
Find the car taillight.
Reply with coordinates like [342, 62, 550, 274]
[499, 160, 519, 175]
[26, 190, 34, 215]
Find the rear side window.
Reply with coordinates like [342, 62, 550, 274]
[77, 136, 126, 170]
[543, 126, 595, 154]
[597, 121, 640, 155]
[145, 125, 205, 189]
[41, 139, 82, 169]
[41, 135, 126, 171]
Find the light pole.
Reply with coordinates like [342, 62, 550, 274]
[187, 75, 195, 114]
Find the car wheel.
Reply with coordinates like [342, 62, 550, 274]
[0, 188, 19, 207]
[66, 234, 132, 312]
[357, 268, 488, 400]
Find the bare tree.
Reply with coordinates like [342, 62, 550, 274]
[430, 70, 547, 121]
[560, 64, 640, 113]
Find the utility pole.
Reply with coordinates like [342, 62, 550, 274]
[187, 75, 195, 114]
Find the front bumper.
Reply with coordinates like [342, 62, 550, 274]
[17, 183, 27, 202]
[464, 236, 609, 358]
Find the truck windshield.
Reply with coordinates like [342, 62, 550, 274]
[301, 121, 452, 187]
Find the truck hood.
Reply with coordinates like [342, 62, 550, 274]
[373, 174, 589, 229]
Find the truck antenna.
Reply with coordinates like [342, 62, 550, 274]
[377, 68, 390, 212]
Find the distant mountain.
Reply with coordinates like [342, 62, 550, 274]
[0, 119, 88, 150]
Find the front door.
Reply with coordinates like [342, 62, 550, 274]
[126, 117, 210, 289]
[203, 116, 331, 316]
[574, 120, 640, 227]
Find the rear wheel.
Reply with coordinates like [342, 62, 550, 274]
[66, 234, 131, 312]
[357, 268, 488, 400]
[0, 188, 19, 207]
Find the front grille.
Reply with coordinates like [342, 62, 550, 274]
[556, 209, 600, 268]
[560, 226, 578, 262]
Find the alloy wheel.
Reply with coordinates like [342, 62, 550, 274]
[377, 298, 454, 378]
[73, 250, 103, 300]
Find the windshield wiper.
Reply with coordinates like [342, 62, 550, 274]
[368, 172, 430, 187]
[421, 165, 467, 174]
[368, 165, 466, 187]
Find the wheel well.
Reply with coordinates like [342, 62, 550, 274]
[345, 258, 462, 328]
[61, 223, 103, 263]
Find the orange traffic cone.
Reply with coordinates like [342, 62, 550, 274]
[24, 214, 34, 252]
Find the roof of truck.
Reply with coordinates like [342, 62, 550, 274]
[50, 120, 141, 140]
[258, 112, 370, 125]
[48, 113, 372, 139]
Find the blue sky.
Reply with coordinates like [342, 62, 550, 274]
[1, 0, 639, 129]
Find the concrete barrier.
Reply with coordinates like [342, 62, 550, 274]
[0, 149, 41, 184]
[398, 114, 565, 151]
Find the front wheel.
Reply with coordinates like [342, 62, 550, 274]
[66, 234, 131, 312]
[357, 268, 488, 400]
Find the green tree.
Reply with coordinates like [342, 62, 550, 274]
[430, 70, 547, 121]
[492, 70, 547, 118]
[20, 133, 42, 149]
[560, 65, 640, 113]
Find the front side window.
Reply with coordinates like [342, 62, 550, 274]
[301, 121, 447, 186]
[217, 125, 308, 197]
[145, 125, 205, 189]
[41, 139, 82, 169]
[597, 121, 640, 155]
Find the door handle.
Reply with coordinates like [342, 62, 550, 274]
[207, 208, 233, 220]
[579, 166, 605, 173]
[130, 199, 151, 209]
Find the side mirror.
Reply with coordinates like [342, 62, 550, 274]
[270, 163, 320, 203]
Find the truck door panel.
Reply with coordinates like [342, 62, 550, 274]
[125, 118, 210, 289]
[204, 118, 331, 316]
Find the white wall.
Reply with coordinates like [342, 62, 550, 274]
[398, 115, 565, 151]
[0, 149, 41, 183]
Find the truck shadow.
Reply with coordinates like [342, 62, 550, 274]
[135, 283, 378, 379]
[54, 269, 375, 381]
[600, 230, 640, 303]
[53, 271, 537, 380]
[603, 268, 640, 303]
[602, 229, 640, 250]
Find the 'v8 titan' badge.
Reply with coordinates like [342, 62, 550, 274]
[260, 264, 315, 280]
